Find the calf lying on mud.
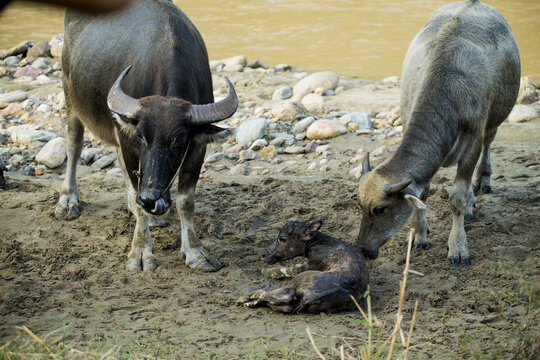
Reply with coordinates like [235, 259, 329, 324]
[238, 217, 369, 313]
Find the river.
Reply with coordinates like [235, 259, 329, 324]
[0, 0, 538, 79]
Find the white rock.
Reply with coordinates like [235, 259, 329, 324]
[272, 87, 293, 101]
[284, 145, 305, 154]
[270, 137, 284, 147]
[381, 75, 399, 86]
[36, 103, 53, 113]
[293, 116, 316, 134]
[249, 139, 268, 151]
[315, 144, 331, 154]
[307, 162, 317, 170]
[36, 137, 66, 169]
[31, 58, 50, 69]
[205, 152, 227, 163]
[91, 155, 115, 169]
[209, 60, 225, 71]
[223, 64, 244, 72]
[507, 105, 538, 123]
[293, 71, 339, 100]
[371, 145, 389, 157]
[229, 164, 248, 175]
[306, 119, 347, 140]
[0, 90, 28, 104]
[236, 116, 267, 145]
[49, 34, 64, 58]
[301, 93, 325, 112]
[80, 148, 101, 164]
[239, 149, 257, 161]
[349, 165, 363, 179]
[222, 55, 247, 68]
[270, 100, 306, 121]
[106, 168, 123, 177]
[10, 126, 56, 144]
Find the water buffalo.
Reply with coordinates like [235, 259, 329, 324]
[356, 0, 520, 266]
[56, 0, 238, 272]
[239, 217, 369, 313]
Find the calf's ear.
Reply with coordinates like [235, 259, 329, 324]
[192, 125, 232, 144]
[304, 216, 328, 241]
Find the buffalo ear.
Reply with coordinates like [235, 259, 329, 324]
[192, 125, 232, 144]
[404, 194, 426, 210]
[111, 112, 138, 135]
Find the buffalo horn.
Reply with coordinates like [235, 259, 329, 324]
[188, 77, 238, 124]
[107, 65, 142, 119]
[384, 179, 412, 196]
[362, 151, 372, 175]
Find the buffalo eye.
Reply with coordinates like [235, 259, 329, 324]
[278, 236, 287, 243]
[373, 206, 387, 215]
[170, 137, 185, 150]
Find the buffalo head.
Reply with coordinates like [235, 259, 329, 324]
[107, 66, 237, 215]
[356, 152, 425, 259]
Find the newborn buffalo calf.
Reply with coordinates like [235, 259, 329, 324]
[239, 217, 369, 313]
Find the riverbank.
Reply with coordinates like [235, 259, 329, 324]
[0, 38, 539, 358]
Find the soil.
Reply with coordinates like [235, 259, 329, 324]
[0, 71, 539, 358]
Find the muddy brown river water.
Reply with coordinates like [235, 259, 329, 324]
[0, 0, 539, 79]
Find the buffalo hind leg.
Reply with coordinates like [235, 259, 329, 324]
[474, 128, 497, 195]
[55, 113, 84, 220]
[176, 142, 221, 271]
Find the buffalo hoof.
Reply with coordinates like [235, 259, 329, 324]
[464, 213, 474, 222]
[126, 252, 156, 272]
[448, 256, 471, 267]
[185, 247, 221, 272]
[55, 201, 81, 220]
[402, 240, 428, 253]
[481, 186, 492, 194]
[148, 217, 169, 228]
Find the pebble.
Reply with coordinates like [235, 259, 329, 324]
[31, 58, 50, 69]
[249, 139, 268, 151]
[295, 133, 306, 141]
[315, 144, 331, 154]
[27, 41, 51, 58]
[381, 75, 399, 86]
[235, 116, 267, 145]
[7, 41, 33, 57]
[1, 103, 23, 116]
[229, 164, 248, 175]
[248, 59, 268, 69]
[507, 105, 538, 123]
[293, 116, 315, 134]
[106, 168, 123, 177]
[13, 66, 45, 79]
[275, 64, 291, 72]
[3, 56, 21, 67]
[223, 64, 244, 72]
[371, 145, 389, 157]
[270, 100, 306, 121]
[270, 137, 284, 147]
[272, 87, 293, 101]
[0, 90, 28, 104]
[239, 149, 257, 161]
[306, 119, 347, 140]
[301, 93, 325, 113]
[225, 143, 245, 153]
[284, 145, 305, 154]
[304, 141, 318, 153]
[258, 145, 276, 160]
[340, 112, 372, 130]
[205, 152, 227, 163]
[80, 148, 101, 164]
[293, 71, 339, 100]
[10, 126, 56, 144]
[307, 162, 317, 170]
[269, 132, 296, 146]
[35, 137, 66, 168]
[91, 155, 115, 169]
[222, 55, 247, 68]
[349, 165, 363, 179]
[36, 104, 53, 113]
[49, 34, 64, 59]
[34, 165, 47, 176]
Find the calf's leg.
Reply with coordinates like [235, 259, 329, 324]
[55, 113, 84, 220]
[405, 183, 430, 252]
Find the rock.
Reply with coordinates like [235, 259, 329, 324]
[517, 89, 538, 105]
[304, 141, 318, 153]
[270, 100, 306, 121]
[381, 75, 399, 86]
[293, 116, 316, 134]
[295, 132, 306, 141]
[31, 58, 50, 69]
[284, 145, 305, 154]
[0, 90, 28, 103]
[27, 41, 51, 58]
[315, 144, 331, 154]
[13, 66, 46, 79]
[371, 145, 389, 157]
[235, 116, 267, 145]
[270, 137, 284, 147]
[306, 119, 347, 140]
[272, 87, 293, 101]
[275, 64, 291, 72]
[205, 152, 227, 163]
[10, 154, 25, 165]
[3, 56, 21, 67]
[249, 139, 268, 151]
[80, 148, 101, 164]
[1, 103, 23, 116]
[36, 104, 53, 113]
[225, 143, 245, 153]
[209, 60, 224, 71]
[248, 59, 268, 69]
[34, 165, 47, 176]
[307, 162, 317, 171]
[10, 126, 56, 144]
[32, 74, 53, 85]
[49, 34, 64, 58]
[223, 64, 244, 72]
[340, 112, 372, 129]
[35, 137, 66, 169]
[349, 165, 363, 179]
[222, 55, 247, 68]
[239, 149, 257, 161]
[258, 145, 276, 160]
[293, 71, 339, 100]
[507, 105, 538, 123]
[229, 164, 248, 175]
[106, 168, 123, 177]
[7, 41, 33, 57]
[268, 132, 296, 147]
[301, 93, 325, 112]
[320, 165, 329, 172]
[91, 155, 115, 169]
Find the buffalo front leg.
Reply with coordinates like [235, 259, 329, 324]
[474, 128, 497, 195]
[125, 186, 156, 271]
[55, 114, 84, 220]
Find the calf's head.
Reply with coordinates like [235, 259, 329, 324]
[262, 217, 326, 264]
[107, 66, 237, 215]
[356, 153, 425, 259]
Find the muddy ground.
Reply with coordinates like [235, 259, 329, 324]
[1, 120, 539, 358]
[0, 58, 539, 358]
